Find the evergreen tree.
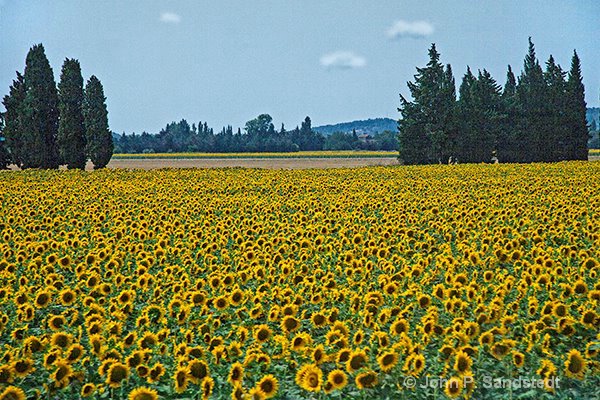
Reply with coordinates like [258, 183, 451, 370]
[472, 69, 503, 162]
[21, 44, 60, 169]
[456, 67, 476, 162]
[398, 44, 456, 164]
[1, 72, 26, 167]
[516, 38, 546, 162]
[83, 75, 113, 168]
[499, 65, 519, 162]
[565, 50, 588, 160]
[543, 55, 568, 161]
[58, 58, 86, 169]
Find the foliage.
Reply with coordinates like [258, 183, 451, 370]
[20, 44, 60, 169]
[399, 39, 590, 165]
[83, 76, 113, 169]
[58, 58, 86, 170]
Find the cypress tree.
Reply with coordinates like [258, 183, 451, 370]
[565, 50, 588, 160]
[83, 75, 113, 169]
[440, 64, 458, 162]
[517, 38, 546, 163]
[499, 65, 519, 162]
[1, 72, 26, 168]
[58, 58, 86, 169]
[457, 67, 476, 163]
[543, 55, 568, 161]
[472, 69, 503, 163]
[21, 44, 60, 169]
[399, 44, 455, 164]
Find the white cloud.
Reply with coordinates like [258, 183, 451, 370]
[320, 51, 366, 70]
[386, 20, 434, 39]
[160, 12, 182, 24]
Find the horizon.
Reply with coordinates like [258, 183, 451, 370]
[1, 0, 599, 134]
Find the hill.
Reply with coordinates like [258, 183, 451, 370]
[314, 118, 397, 136]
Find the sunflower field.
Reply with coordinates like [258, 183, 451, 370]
[0, 162, 599, 400]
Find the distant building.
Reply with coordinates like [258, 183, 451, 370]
[358, 134, 374, 144]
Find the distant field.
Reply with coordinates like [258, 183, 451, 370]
[112, 150, 398, 159]
[105, 157, 398, 170]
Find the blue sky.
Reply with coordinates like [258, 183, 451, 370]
[1, 0, 598, 134]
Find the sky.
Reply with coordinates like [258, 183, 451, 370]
[1, 0, 599, 134]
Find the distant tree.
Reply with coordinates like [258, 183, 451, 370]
[498, 65, 520, 162]
[373, 130, 398, 151]
[398, 44, 456, 164]
[1, 72, 26, 167]
[516, 38, 546, 162]
[21, 44, 60, 169]
[565, 50, 588, 160]
[456, 67, 476, 163]
[83, 75, 113, 168]
[543, 55, 568, 161]
[58, 58, 86, 169]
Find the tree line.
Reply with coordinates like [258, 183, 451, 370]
[398, 39, 589, 164]
[0, 44, 113, 170]
[114, 115, 398, 154]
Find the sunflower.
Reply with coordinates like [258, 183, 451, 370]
[295, 364, 322, 392]
[136, 365, 149, 378]
[128, 387, 158, 400]
[52, 360, 72, 388]
[23, 336, 43, 355]
[201, 376, 215, 399]
[580, 309, 597, 328]
[0, 386, 26, 400]
[346, 350, 368, 373]
[48, 315, 67, 331]
[188, 359, 209, 384]
[106, 362, 129, 388]
[81, 383, 96, 398]
[66, 343, 85, 363]
[281, 316, 300, 334]
[256, 374, 278, 399]
[355, 370, 378, 389]
[537, 359, 557, 378]
[390, 318, 409, 336]
[564, 349, 586, 379]
[11, 358, 34, 378]
[312, 345, 327, 364]
[174, 366, 189, 393]
[453, 350, 472, 375]
[327, 369, 348, 390]
[444, 376, 463, 398]
[231, 383, 245, 400]
[246, 387, 266, 400]
[34, 291, 51, 308]
[0, 365, 13, 384]
[311, 312, 327, 328]
[404, 353, 426, 376]
[490, 341, 511, 360]
[147, 363, 165, 384]
[253, 324, 272, 344]
[377, 351, 399, 372]
[513, 351, 525, 368]
[214, 296, 229, 310]
[59, 289, 77, 306]
[227, 362, 244, 386]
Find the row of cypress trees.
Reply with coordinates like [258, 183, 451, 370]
[0, 44, 113, 170]
[398, 39, 589, 164]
